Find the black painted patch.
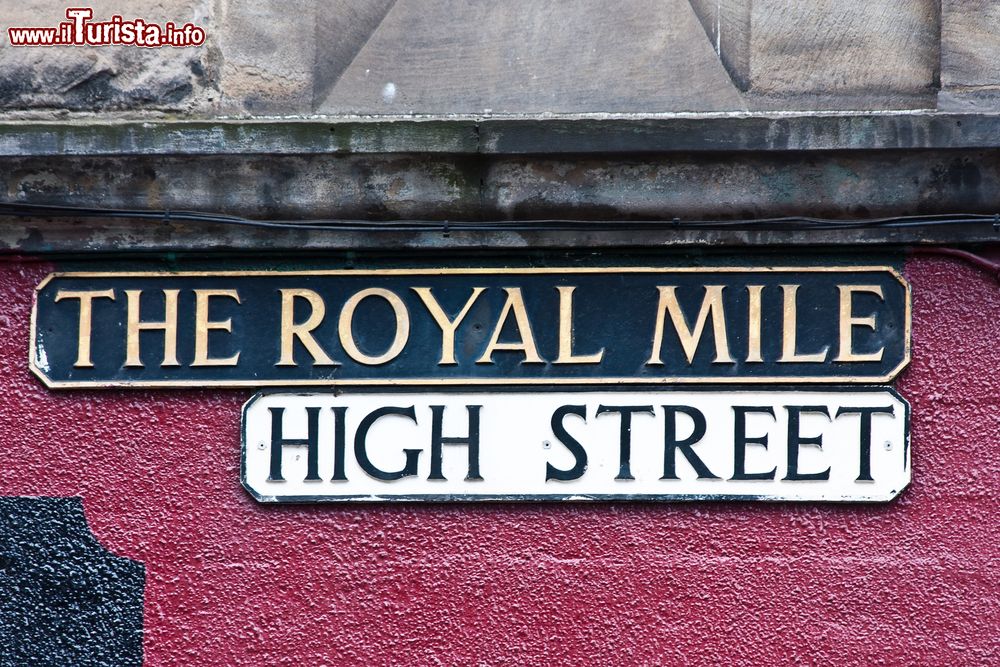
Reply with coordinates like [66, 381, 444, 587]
[0, 497, 144, 667]
[32, 267, 909, 387]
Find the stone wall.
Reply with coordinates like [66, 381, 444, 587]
[1, 0, 998, 117]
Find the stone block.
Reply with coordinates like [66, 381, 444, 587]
[216, 1, 316, 114]
[0, 0, 217, 114]
[689, 0, 751, 90]
[313, 1, 397, 107]
[939, 0, 1000, 111]
[319, 0, 745, 114]
[747, 0, 939, 109]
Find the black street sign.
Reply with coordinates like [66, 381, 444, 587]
[31, 266, 910, 388]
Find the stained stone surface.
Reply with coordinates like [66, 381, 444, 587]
[939, 0, 1000, 111]
[0, 0, 997, 115]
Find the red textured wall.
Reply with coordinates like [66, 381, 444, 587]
[0, 255, 997, 665]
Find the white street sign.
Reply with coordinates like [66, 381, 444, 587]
[242, 389, 909, 502]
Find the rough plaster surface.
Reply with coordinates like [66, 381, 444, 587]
[0, 497, 144, 666]
[0, 254, 996, 664]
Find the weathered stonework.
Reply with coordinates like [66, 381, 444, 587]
[0, 0, 992, 116]
[216, 1, 316, 115]
[940, 0, 1000, 111]
[0, 0, 218, 115]
[317, 0, 745, 115]
[692, 0, 939, 110]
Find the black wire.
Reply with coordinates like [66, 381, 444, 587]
[0, 201, 996, 234]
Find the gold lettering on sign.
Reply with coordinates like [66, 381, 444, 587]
[54, 289, 116, 368]
[778, 284, 828, 363]
[338, 288, 410, 365]
[477, 287, 544, 364]
[192, 289, 241, 366]
[647, 285, 733, 365]
[125, 289, 180, 367]
[277, 289, 335, 367]
[554, 286, 604, 364]
[412, 287, 485, 365]
[746, 285, 764, 363]
[835, 285, 885, 362]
